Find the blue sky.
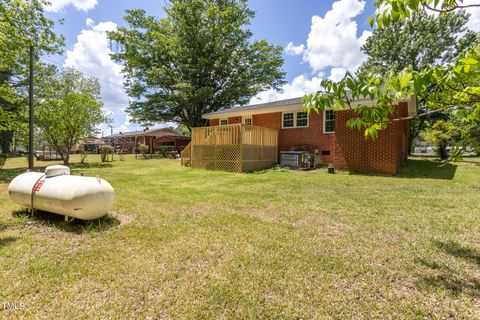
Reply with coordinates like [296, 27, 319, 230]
[43, 0, 378, 134]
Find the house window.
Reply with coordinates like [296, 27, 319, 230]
[283, 113, 294, 128]
[296, 112, 308, 127]
[220, 119, 228, 126]
[324, 110, 335, 133]
[244, 117, 252, 125]
[282, 112, 309, 128]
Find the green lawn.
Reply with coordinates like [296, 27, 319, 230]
[1, 155, 479, 319]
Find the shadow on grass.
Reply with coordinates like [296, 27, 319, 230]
[415, 240, 480, 297]
[0, 236, 17, 248]
[0, 223, 8, 232]
[0, 167, 28, 184]
[397, 158, 457, 180]
[434, 240, 480, 266]
[12, 209, 120, 234]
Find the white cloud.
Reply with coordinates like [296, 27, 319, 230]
[45, 0, 98, 12]
[285, 42, 305, 55]
[328, 67, 347, 81]
[255, 0, 372, 104]
[464, 0, 480, 32]
[64, 20, 130, 124]
[288, 0, 371, 73]
[86, 18, 95, 27]
[250, 74, 323, 104]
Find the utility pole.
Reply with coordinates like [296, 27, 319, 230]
[28, 45, 34, 170]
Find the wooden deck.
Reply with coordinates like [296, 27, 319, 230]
[181, 124, 278, 172]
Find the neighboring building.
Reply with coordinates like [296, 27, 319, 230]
[102, 128, 191, 154]
[71, 138, 106, 153]
[193, 96, 416, 175]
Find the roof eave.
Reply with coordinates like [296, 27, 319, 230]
[202, 96, 415, 120]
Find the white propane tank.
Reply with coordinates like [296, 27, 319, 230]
[8, 165, 115, 220]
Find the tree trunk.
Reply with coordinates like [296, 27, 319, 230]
[64, 153, 70, 165]
[407, 117, 425, 155]
[438, 144, 449, 160]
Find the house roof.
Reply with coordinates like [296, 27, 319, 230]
[79, 138, 105, 145]
[154, 134, 191, 140]
[202, 95, 417, 120]
[102, 128, 180, 139]
[202, 97, 303, 119]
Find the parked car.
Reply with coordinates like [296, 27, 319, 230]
[12, 148, 28, 156]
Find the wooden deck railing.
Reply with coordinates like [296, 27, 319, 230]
[191, 124, 278, 146]
[180, 142, 192, 166]
[183, 124, 278, 172]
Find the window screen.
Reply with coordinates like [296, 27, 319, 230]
[324, 110, 335, 133]
[296, 112, 308, 127]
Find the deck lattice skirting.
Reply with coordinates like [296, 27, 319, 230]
[181, 124, 278, 172]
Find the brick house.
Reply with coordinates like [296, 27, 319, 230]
[102, 128, 190, 154]
[200, 96, 416, 175]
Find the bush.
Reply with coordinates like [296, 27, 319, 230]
[99, 145, 114, 162]
[80, 152, 88, 164]
[138, 144, 150, 159]
[0, 153, 7, 169]
[426, 121, 457, 160]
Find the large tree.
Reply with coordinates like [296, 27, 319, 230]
[35, 68, 106, 165]
[108, 0, 285, 130]
[305, 1, 480, 160]
[357, 10, 479, 154]
[0, 0, 64, 153]
[358, 11, 476, 77]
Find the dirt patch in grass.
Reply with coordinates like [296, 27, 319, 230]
[114, 213, 135, 226]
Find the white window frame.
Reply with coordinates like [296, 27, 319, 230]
[323, 110, 335, 133]
[243, 116, 253, 126]
[219, 118, 228, 126]
[296, 111, 309, 128]
[282, 111, 309, 129]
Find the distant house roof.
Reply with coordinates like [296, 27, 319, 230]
[80, 138, 105, 145]
[102, 128, 180, 139]
[202, 95, 417, 120]
[155, 134, 191, 141]
[156, 134, 191, 139]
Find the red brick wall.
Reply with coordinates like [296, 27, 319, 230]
[334, 102, 409, 175]
[251, 112, 335, 164]
[209, 117, 241, 125]
[235, 112, 335, 164]
[207, 103, 409, 174]
[228, 116, 242, 124]
[252, 112, 281, 129]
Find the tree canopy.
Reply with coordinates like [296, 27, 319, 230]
[356, 10, 479, 154]
[305, 1, 480, 160]
[35, 68, 106, 165]
[0, 0, 64, 153]
[108, 0, 285, 130]
[358, 10, 478, 78]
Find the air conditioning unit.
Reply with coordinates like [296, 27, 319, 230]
[279, 151, 314, 169]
